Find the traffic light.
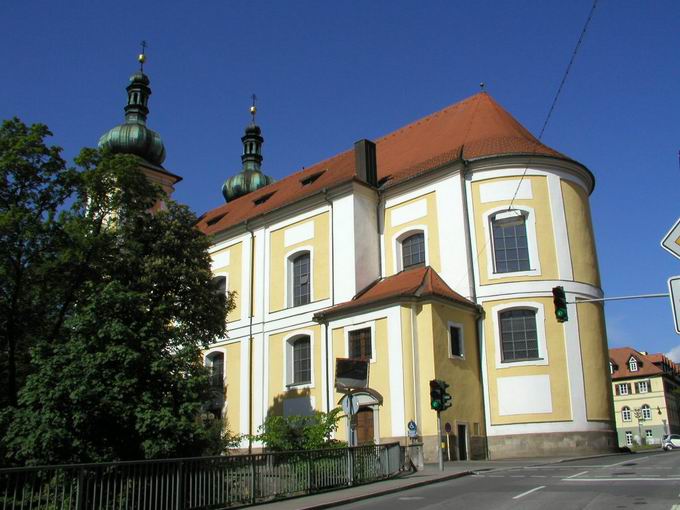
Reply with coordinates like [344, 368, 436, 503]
[440, 380, 452, 410]
[552, 286, 568, 323]
[429, 379, 453, 411]
[429, 379, 443, 411]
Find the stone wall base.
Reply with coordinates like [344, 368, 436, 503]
[487, 429, 618, 459]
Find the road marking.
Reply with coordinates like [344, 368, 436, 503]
[398, 496, 424, 500]
[530, 475, 546, 478]
[489, 475, 504, 478]
[564, 477, 680, 482]
[510, 475, 525, 478]
[604, 455, 650, 467]
[565, 470, 588, 479]
[513, 486, 545, 500]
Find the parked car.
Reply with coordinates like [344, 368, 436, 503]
[662, 434, 680, 451]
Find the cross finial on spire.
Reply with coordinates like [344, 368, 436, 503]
[479, 82, 485, 91]
[138, 40, 147, 72]
[250, 93, 257, 122]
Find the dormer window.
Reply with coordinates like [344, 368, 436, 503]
[609, 362, 614, 374]
[629, 357, 638, 372]
[300, 171, 325, 186]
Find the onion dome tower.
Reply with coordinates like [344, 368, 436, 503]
[222, 95, 275, 202]
[98, 44, 166, 167]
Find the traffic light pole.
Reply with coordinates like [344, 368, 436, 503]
[437, 410, 443, 471]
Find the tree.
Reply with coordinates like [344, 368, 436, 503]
[1, 126, 234, 465]
[0, 118, 76, 408]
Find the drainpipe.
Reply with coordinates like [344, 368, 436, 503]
[321, 188, 335, 413]
[461, 158, 490, 459]
[245, 220, 256, 453]
[410, 303, 421, 432]
[376, 189, 384, 279]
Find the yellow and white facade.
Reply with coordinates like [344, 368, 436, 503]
[197, 92, 617, 460]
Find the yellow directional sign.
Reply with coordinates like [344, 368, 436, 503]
[661, 218, 680, 260]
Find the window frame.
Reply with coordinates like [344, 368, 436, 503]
[284, 331, 315, 389]
[625, 431, 633, 446]
[492, 302, 548, 369]
[447, 321, 465, 359]
[637, 380, 649, 393]
[344, 322, 376, 364]
[641, 404, 652, 421]
[392, 226, 429, 273]
[622, 406, 631, 422]
[483, 205, 541, 280]
[618, 383, 629, 396]
[285, 247, 314, 308]
[205, 350, 226, 388]
[628, 357, 638, 372]
[400, 232, 426, 270]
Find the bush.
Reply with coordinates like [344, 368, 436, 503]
[255, 408, 345, 451]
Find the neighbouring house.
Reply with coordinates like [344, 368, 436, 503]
[609, 347, 680, 447]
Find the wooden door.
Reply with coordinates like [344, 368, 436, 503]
[356, 408, 374, 444]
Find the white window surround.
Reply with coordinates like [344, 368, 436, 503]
[641, 404, 652, 421]
[618, 384, 629, 396]
[628, 357, 638, 372]
[637, 380, 649, 393]
[284, 246, 314, 308]
[344, 321, 377, 364]
[391, 225, 429, 273]
[491, 301, 548, 369]
[447, 321, 465, 359]
[482, 205, 541, 280]
[212, 272, 230, 294]
[625, 431, 633, 446]
[283, 330, 315, 390]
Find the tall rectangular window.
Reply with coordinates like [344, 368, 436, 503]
[292, 336, 311, 385]
[348, 328, 372, 361]
[449, 325, 463, 358]
[499, 309, 538, 362]
[492, 214, 530, 273]
[292, 253, 311, 306]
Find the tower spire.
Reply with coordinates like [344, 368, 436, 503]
[138, 40, 147, 72]
[221, 95, 274, 202]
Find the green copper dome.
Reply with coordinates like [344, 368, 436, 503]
[98, 70, 166, 166]
[222, 109, 274, 202]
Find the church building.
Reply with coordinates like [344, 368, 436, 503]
[100, 56, 616, 461]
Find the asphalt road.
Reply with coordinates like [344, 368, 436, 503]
[336, 451, 680, 510]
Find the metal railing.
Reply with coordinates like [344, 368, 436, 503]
[0, 442, 403, 509]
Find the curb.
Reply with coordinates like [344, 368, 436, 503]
[294, 471, 474, 510]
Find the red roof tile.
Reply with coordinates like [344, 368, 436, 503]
[609, 347, 663, 380]
[314, 266, 477, 319]
[197, 92, 580, 235]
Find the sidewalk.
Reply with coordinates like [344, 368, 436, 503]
[253, 453, 625, 510]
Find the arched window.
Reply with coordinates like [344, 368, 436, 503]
[621, 406, 631, 422]
[491, 210, 530, 273]
[206, 352, 224, 389]
[401, 232, 425, 269]
[641, 404, 652, 421]
[291, 336, 311, 385]
[499, 309, 538, 362]
[291, 252, 311, 306]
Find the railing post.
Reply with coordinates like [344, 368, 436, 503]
[307, 452, 312, 493]
[250, 455, 257, 505]
[385, 445, 390, 477]
[75, 467, 85, 510]
[346, 447, 354, 486]
[176, 461, 184, 510]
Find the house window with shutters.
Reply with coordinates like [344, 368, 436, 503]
[636, 381, 649, 393]
[617, 383, 630, 396]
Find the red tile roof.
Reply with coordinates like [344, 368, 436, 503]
[609, 347, 663, 380]
[197, 92, 583, 235]
[314, 266, 477, 319]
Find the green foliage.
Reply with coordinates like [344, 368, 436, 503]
[255, 408, 345, 452]
[0, 118, 235, 465]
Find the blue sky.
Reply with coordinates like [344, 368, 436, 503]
[2, 1, 679, 357]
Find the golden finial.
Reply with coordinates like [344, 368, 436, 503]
[250, 93, 257, 122]
[138, 40, 147, 71]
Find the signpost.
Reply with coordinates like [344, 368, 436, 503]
[669, 277, 680, 335]
[661, 217, 680, 260]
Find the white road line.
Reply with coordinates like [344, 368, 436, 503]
[489, 475, 504, 478]
[513, 486, 546, 500]
[604, 456, 650, 467]
[564, 477, 680, 482]
[510, 475, 525, 478]
[530, 475, 547, 478]
[565, 470, 588, 479]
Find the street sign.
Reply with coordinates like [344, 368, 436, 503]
[669, 276, 680, 335]
[407, 420, 417, 438]
[340, 394, 360, 415]
[444, 422, 452, 433]
[661, 218, 680, 260]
